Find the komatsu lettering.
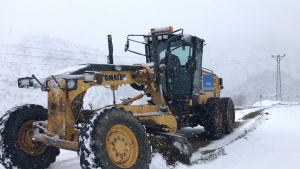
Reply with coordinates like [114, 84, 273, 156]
[104, 74, 125, 81]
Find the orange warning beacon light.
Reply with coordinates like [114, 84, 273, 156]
[152, 26, 174, 34]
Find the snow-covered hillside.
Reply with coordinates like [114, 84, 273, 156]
[0, 29, 147, 114]
[1, 29, 300, 169]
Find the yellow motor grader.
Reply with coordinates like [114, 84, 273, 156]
[0, 26, 235, 169]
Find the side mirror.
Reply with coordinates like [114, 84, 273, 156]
[124, 39, 129, 52]
[181, 34, 192, 45]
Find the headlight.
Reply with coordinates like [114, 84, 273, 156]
[18, 77, 33, 88]
[84, 72, 94, 82]
[144, 36, 149, 42]
[84, 71, 102, 84]
[163, 34, 168, 40]
[67, 80, 77, 90]
[157, 35, 162, 40]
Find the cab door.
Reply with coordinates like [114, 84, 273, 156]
[163, 41, 194, 100]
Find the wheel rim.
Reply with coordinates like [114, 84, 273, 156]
[106, 124, 139, 168]
[18, 120, 48, 156]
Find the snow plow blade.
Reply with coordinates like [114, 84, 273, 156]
[148, 131, 192, 165]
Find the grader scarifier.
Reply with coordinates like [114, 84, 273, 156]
[0, 26, 235, 169]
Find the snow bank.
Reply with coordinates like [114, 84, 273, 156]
[253, 100, 299, 107]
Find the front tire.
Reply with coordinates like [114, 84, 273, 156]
[78, 107, 151, 169]
[0, 104, 60, 169]
[204, 98, 225, 140]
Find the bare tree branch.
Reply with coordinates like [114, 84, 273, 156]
[233, 94, 247, 106]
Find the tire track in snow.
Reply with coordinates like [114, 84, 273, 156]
[190, 108, 268, 165]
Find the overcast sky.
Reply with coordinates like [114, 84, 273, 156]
[1, 0, 299, 52]
[0, 0, 299, 95]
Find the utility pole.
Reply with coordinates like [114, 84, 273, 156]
[271, 54, 285, 101]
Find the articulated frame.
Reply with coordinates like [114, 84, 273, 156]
[32, 64, 177, 151]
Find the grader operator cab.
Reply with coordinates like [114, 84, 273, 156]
[0, 26, 235, 169]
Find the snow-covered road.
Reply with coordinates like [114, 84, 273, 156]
[0, 100, 299, 169]
[175, 101, 300, 169]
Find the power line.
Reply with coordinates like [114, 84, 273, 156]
[0, 52, 251, 66]
[0, 52, 146, 61]
[0, 44, 145, 59]
[272, 54, 285, 101]
[0, 46, 273, 66]
[203, 61, 253, 66]
[0, 44, 106, 56]
[0, 60, 67, 66]
[0, 59, 127, 67]
[0, 52, 102, 62]
[34, 34, 108, 53]
[1, 61, 106, 66]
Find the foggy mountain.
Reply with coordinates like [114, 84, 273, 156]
[0, 28, 299, 113]
[201, 35, 300, 104]
[203, 35, 300, 92]
[223, 69, 300, 105]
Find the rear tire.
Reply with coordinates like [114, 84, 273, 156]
[204, 98, 225, 140]
[221, 97, 235, 133]
[78, 107, 151, 169]
[0, 104, 60, 169]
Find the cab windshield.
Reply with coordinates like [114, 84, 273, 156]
[157, 41, 193, 66]
[154, 40, 194, 97]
